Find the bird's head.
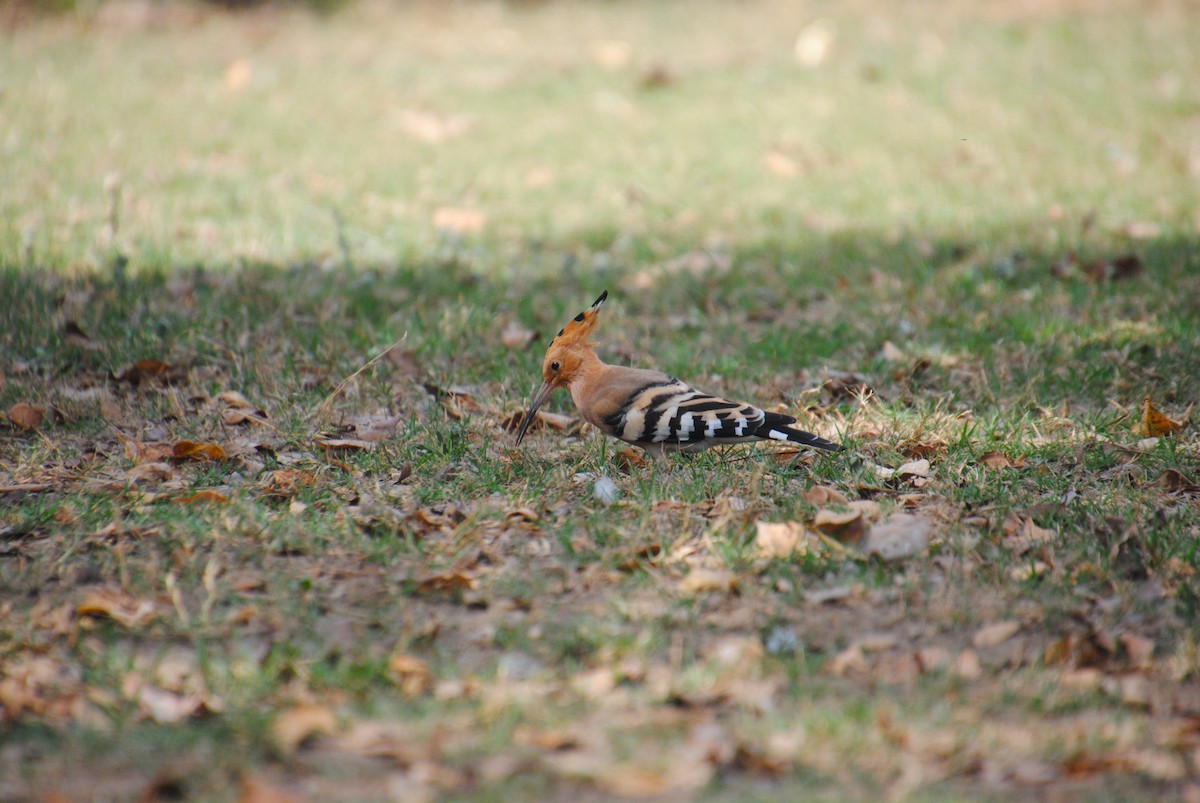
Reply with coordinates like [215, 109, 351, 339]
[515, 290, 607, 445]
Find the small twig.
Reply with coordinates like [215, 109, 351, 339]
[314, 332, 408, 421]
[0, 483, 52, 493]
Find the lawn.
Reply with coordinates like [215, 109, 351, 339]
[2, 1, 1200, 800]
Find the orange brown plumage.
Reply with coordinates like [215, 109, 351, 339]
[515, 291, 842, 462]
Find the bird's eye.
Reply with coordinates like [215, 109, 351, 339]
[550, 360, 561, 372]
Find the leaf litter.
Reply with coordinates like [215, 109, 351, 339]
[2, 252, 1199, 800]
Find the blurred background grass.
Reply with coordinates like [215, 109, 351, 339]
[3, 0, 1198, 277]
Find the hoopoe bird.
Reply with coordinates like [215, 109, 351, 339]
[515, 291, 842, 462]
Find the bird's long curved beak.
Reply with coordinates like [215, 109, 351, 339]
[515, 380, 555, 445]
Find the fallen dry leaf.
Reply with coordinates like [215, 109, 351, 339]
[861, 514, 932, 561]
[973, 620, 1021, 649]
[112, 358, 181, 386]
[77, 588, 159, 629]
[172, 490, 229, 505]
[680, 568, 738, 594]
[388, 654, 432, 697]
[272, 704, 338, 754]
[413, 571, 476, 596]
[172, 440, 226, 461]
[614, 447, 647, 471]
[1002, 516, 1056, 556]
[261, 468, 318, 499]
[6, 402, 46, 430]
[754, 520, 809, 559]
[218, 390, 268, 425]
[812, 507, 866, 544]
[1140, 396, 1185, 437]
[1158, 469, 1200, 496]
[978, 450, 1013, 470]
[133, 682, 217, 724]
[350, 413, 403, 441]
[801, 485, 848, 507]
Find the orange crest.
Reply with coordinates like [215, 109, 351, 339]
[549, 290, 608, 349]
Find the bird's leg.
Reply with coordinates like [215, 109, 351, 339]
[641, 442, 668, 465]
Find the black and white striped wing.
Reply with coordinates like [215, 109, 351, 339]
[603, 378, 769, 448]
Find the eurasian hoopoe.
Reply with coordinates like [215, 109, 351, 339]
[515, 291, 843, 462]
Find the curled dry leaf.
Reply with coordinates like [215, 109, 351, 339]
[7, 402, 46, 430]
[614, 447, 647, 471]
[755, 520, 808, 559]
[978, 450, 1013, 470]
[1140, 396, 1186, 437]
[812, 507, 866, 544]
[272, 704, 338, 754]
[172, 440, 226, 461]
[872, 459, 931, 483]
[680, 568, 738, 594]
[218, 390, 268, 425]
[973, 620, 1021, 649]
[77, 587, 159, 629]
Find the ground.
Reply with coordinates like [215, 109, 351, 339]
[2, 1, 1200, 800]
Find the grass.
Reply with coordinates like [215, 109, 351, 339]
[2, 0, 1200, 800]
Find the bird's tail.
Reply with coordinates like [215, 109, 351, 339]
[756, 413, 843, 452]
